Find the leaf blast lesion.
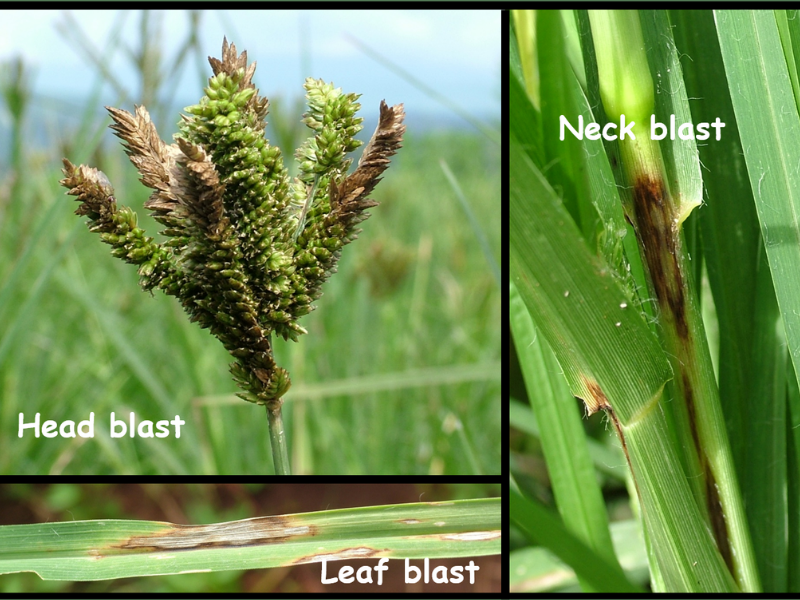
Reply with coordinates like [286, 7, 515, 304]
[103, 515, 317, 553]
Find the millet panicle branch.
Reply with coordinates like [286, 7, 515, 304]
[60, 38, 405, 412]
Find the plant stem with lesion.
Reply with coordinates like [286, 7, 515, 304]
[589, 9, 759, 590]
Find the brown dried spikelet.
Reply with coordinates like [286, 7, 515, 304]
[208, 37, 268, 124]
[105, 105, 179, 214]
[60, 158, 117, 222]
[331, 101, 406, 227]
[175, 138, 226, 234]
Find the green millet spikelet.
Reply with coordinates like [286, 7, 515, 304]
[61, 37, 405, 408]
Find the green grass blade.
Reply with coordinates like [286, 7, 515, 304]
[669, 8, 762, 491]
[537, 10, 593, 236]
[775, 10, 800, 114]
[510, 518, 648, 592]
[746, 253, 788, 591]
[193, 362, 500, 404]
[572, 9, 656, 330]
[715, 13, 800, 589]
[439, 159, 500, 286]
[627, 11, 760, 591]
[510, 487, 643, 593]
[716, 9, 800, 403]
[510, 136, 670, 424]
[510, 17, 543, 169]
[510, 282, 617, 592]
[788, 364, 800, 592]
[511, 10, 539, 107]
[509, 397, 626, 482]
[639, 10, 703, 217]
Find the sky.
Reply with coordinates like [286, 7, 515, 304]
[0, 9, 500, 134]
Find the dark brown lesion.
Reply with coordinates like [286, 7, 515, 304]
[632, 180, 734, 572]
[681, 377, 733, 572]
[682, 372, 701, 455]
[605, 406, 632, 473]
[705, 461, 733, 573]
[630, 175, 690, 341]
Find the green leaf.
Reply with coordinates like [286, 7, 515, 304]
[0, 499, 499, 581]
[510, 518, 649, 592]
[510, 135, 670, 424]
[509, 397, 626, 482]
[510, 487, 642, 593]
[510, 134, 736, 591]
[714, 10, 800, 591]
[510, 282, 617, 592]
[716, 10, 800, 394]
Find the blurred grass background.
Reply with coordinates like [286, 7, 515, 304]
[0, 482, 501, 592]
[0, 11, 500, 474]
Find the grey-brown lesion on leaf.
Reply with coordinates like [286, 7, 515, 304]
[106, 515, 317, 553]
